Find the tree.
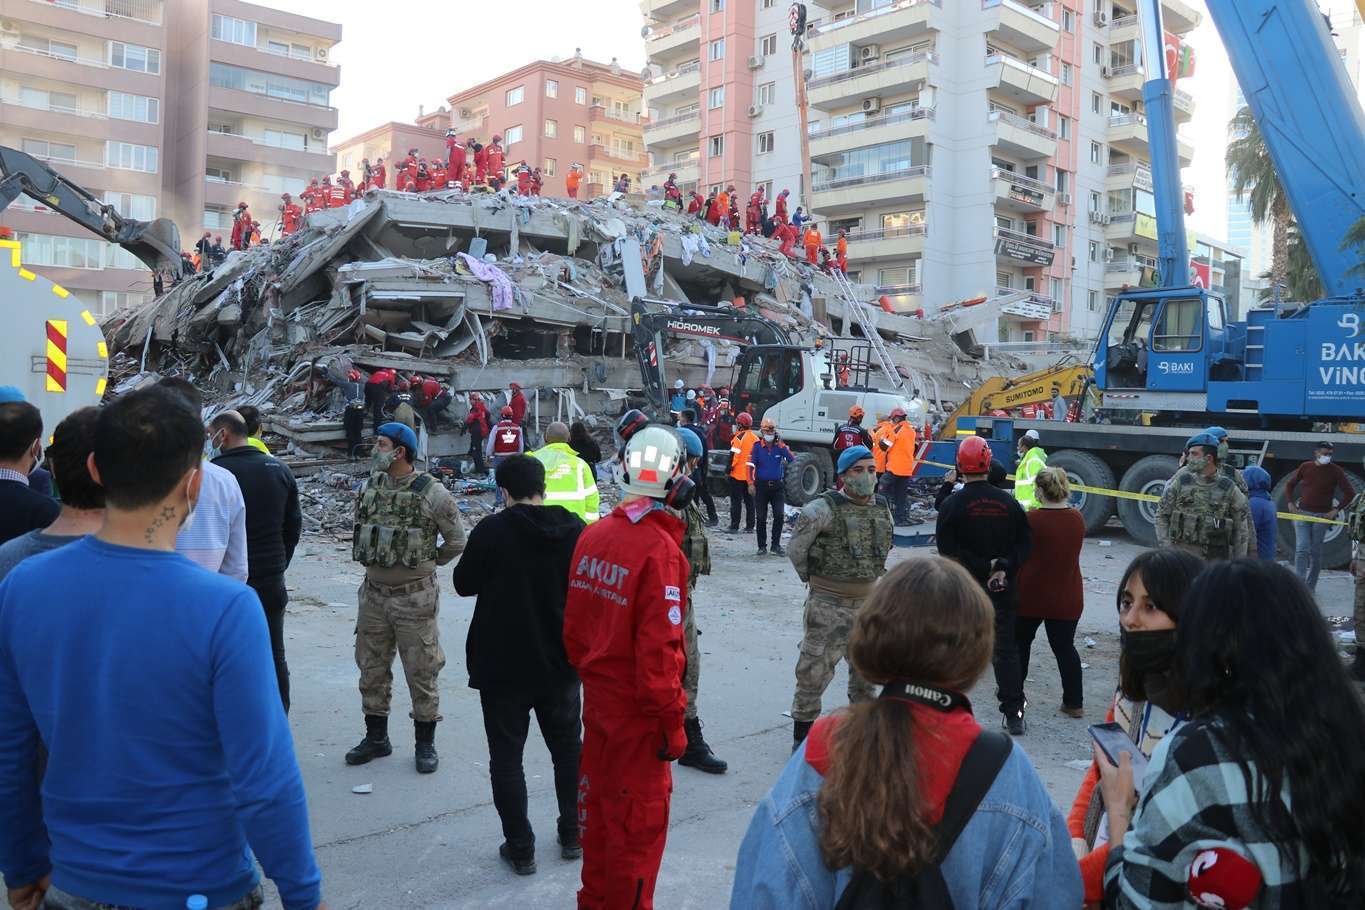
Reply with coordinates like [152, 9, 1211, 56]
[1256, 223, 1323, 303]
[1344, 214, 1365, 282]
[1226, 107, 1292, 296]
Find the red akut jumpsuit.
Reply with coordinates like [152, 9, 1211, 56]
[280, 203, 302, 235]
[486, 145, 505, 183]
[563, 503, 689, 910]
[446, 138, 466, 183]
[473, 146, 489, 184]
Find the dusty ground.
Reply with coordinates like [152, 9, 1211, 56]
[6, 507, 1355, 909]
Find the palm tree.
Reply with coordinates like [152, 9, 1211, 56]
[1256, 223, 1323, 303]
[1226, 107, 1292, 296]
[1344, 214, 1365, 281]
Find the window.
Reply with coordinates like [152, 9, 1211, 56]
[1058, 115, 1070, 140]
[1089, 290, 1099, 312]
[99, 291, 147, 315]
[1089, 240, 1100, 262]
[211, 14, 257, 47]
[575, 86, 587, 105]
[1062, 8, 1074, 31]
[811, 138, 921, 186]
[708, 135, 724, 157]
[573, 125, 586, 143]
[504, 125, 523, 145]
[19, 86, 77, 113]
[758, 82, 776, 105]
[1092, 91, 1103, 114]
[1053, 224, 1066, 247]
[1050, 277, 1063, 300]
[105, 141, 158, 173]
[107, 92, 159, 124]
[506, 85, 525, 106]
[758, 131, 774, 153]
[260, 174, 307, 196]
[544, 118, 558, 138]
[263, 128, 306, 150]
[613, 137, 636, 157]
[14, 232, 105, 270]
[109, 41, 160, 73]
[21, 138, 76, 163]
[1055, 169, 1069, 193]
[203, 208, 228, 229]
[710, 0, 723, 9]
[209, 63, 331, 107]
[1060, 62, 1073, 86]
[18, 35, 78, 61]
[1089, 190, 1102, 212]
[205, 166, 233, 183]
[1090, 141, 1102, 164]
[760, 34, 777, 56]
[1094, 43, 1104, 66]
[545, 79, 558, 98]
[710, 38, 725, 60]
[709, 87, 725, 108]
[103, 191, 156, 220]
[543, 158, 557, 177]
[1153, 298, 1203, 351]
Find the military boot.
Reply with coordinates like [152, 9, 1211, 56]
[414, 720, 439, 774]
[678, 717, 728, 774]
[792, 719, 814, 752]
[345, 715, 393, 765]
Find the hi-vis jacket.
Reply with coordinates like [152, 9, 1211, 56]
[1014, 445, 1049, 511]
[532, 442, 600, 523]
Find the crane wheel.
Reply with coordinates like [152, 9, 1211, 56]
[1117, 455, 1181, 547]
[1046, 450, 1116, 535]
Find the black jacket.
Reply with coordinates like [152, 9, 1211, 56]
[452, 503, 585, 695]
[934, 481, 1032, 587]
[211, 446, 301, 579]
[0, 479, 59, 547]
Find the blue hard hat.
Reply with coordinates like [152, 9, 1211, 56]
[1205, 426, 1229, 441]
[377, 422, 419, 456]
[837, 444, 874, 474]
[0, 385, 25, 403]
[1185, 431, 1219, 451]
[676, 426, 704, 458]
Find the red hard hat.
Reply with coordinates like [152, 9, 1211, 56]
[501, 406, 514, 418]
[509, 381, 521, 390]
[849, 405, 865, 420]
[957, 436, 992, 475]
[890, 407, 907, 419]
[736, 412, 753, 427]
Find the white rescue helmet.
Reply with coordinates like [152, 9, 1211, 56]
[621, 424, 687, 500]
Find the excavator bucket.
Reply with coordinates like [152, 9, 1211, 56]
[115, 217, 185, 277]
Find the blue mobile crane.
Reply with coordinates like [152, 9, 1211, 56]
[977, 0, 1365, 565]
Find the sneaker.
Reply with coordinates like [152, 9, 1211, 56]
[1060, 704, 1084, 719]
[756, 546, 767, 556]
[558, 833, 583, 861]
[499, 843, 536, 876]
[344, 736, 392, 766]
[771, 545, 786, 557]
[1003, 712, 1026, 736]
[726, 525, 740, 534]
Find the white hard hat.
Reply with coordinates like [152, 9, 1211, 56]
[673, 379, 685, 389]
[621, 425, 686, 499]
[1023, 429, 1041, 441]
[686, 389, 697, 400]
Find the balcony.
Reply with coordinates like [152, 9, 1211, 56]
[1108, 13, 1139, 43]
[643, 61, 701, 106]
[996, 287, 1061, 319]
[208, 40, 341, 89]
[1172, 88, 1195, 123]
[646, 14, 701, 61]
[844, 224, 926, 262]
[810, 165, 930, 214]
[1107, 113, 1194, 166]
[1106, 161, 1154, 193]
[0, 94, 160, 146]
[641, 160, 699, 185]
[992, 168, 1054, 213]
[809, 108, 934, 159]
[877, 283, 923, 313]
[986, 53, 1058, 106]
[988, 109, 1056, 160]
[206, 85, 338, 131]
[0, 37, 161, 94]
[1105, 62, 1146, 102]
[639, 0, 697, 22]
[1104, 211, 1158, 246]
[641, 110, 700, 147]
[807, 0, 941, 53]
[1161, 0, 1201, 34]
[20, 0, 164, 29]
[982, 0, 1059, 54]
[588, 144, 647, 172]
[993, 226, 1056, 267]
[205, 130, 333, 172]
[807, 51, 937, 111]
[1104, 253, 1158, 289]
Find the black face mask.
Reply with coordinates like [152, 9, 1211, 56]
[1121, 628, 1180, 708]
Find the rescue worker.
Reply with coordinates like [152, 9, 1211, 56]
[364, 367, 395, 432]
[530, 167, 543, 196]
[687, 190, 705, 217]
[446, 130, 466, 184]
[318, 175, 335, 207]
[869, 412, 893, 479]
[327, 175, 349, 208]
[473, 140, 489, 185]
[279, 193, 303, 236]
[786, 445, 893, 749]
[338, 169, 356, 202]
[508, 381, 528, 428]
[566, 163, 584, 200]
[301, 178, 322, 213]
[705, 189, 722, 225]
[803, 223, 823, 265]
[1155, 431, 1252, 560]
[371, 156, 387, 190]
[934, 436, 1032, 735]
[486, 406, 525, 507]
[831, 405, 873, 456]
[531, 421, 600, 523]
[464, 393, 491, 475]
[414, 160, 432, 193]
[727, 411, 758, 534]
[673, 426, 728, 774]
[773, 188, 790, 224]
[663, 174, 683, 209]
[563, 424, 692, 910]
[347, 422, 467, 773]
[749, 418, 794, 556]
[485, 135, 505, 186]
[878, 406, 918, 524]
[1346, 465, 1365, 682]
[1013, 429, 1048, 511]
[430, 160, 448, 191]
[777, 219, 798, 258]
[229, 202, 251, 251]
[835, 229, 848, 273]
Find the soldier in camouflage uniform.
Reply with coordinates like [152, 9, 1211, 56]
[674, 426, 728, 773]
[1347, 463, 1365, 682]
[346, 422, 466, 774]
[786, 445, 893, 749]
[1156, 431, 1251, 561]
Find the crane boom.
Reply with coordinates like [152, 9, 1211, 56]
[1136, 0, 1189, 287]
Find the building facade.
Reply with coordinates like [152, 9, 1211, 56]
[0, 0, 340, 315]
[415, 54, 646, 199]
[331, 120, 450, 182]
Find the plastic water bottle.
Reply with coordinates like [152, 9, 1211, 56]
[187, 896, 208, 910]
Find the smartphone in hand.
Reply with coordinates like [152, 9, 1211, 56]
[1089, 722, 1148, 782]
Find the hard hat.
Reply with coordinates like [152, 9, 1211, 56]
[890, 407, 907, 419]
[616, 408, 650, 444]
[510, 382, 521, 390]
[491, 134, 502, 142]
[500, 405, 514, 418]
[396, 379, 410, 391]
[736, 412, 753, 428]
[848, 405, 865, 420]
[376, 422, 418, 457]
[673, 379, 685, 389]
[621, 425, 686, 499]
[1185, 431, 1219, 451]
[669, 172, 677, 179]
[837, 445, 874, 474]
[957, 436, 992, 474]
[341, 169, 350, 176]
[676, 426, 704, 459]
[1022, 429, 1040, 442]
[281, 193, 291, 200]
[686, 389, 697, 400]
[470, 393, 482, 402]
[446, 129, 456, 137]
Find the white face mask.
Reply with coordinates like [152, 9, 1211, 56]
[180, 469, 200, 531]
[1317, 455, 1332, 465]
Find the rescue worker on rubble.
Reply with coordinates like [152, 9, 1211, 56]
[318, 175, 335, 207]
[803, 223, 823, 265]
[487, 406, 525, 508]
[516, 162, 533, 196]
[485, 135, 506, 187]
[835, 229, 848, 273]
[414, 160, 432, 193]
[727, 412, 758, 534]
[878, 406, 918, 524]
[302, 178, 322, 213]
[1155, 430, 1252, 561]
[776, 219, 799, 258]
[786, 445, 893, 749]
[673, 425, 729, 774]
[1013, 428, 1048, 511]
[465, 394, 491, 475]
[472, 140, 488, 185]
[531, 421, 600, 523]
[347, 422, 467, 774]
[663, 173, 683, 209]
[687, 189, 705, 217]
[563, 422, 693, 910]
[364, 368, 395, 432]
[279, 193, 303, 236]
[371, 156, 386, 190]
[773, 188, 790, 224]
[446, 131, 466, 184]
[530, 167, 543, 196]
[230, 202, 251, 251]
[508, 381, 528, 429]
[705, 189, 722, 226]
[831, 405, 873, 457]
[339, 170, 356, 202]
[430, 159, 448, 191]
[326, 175, 348, 208]
[566, 163, 585, 200]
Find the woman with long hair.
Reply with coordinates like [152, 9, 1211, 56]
[1098, 559, 1365, 907]
[1015, 466, 1087, 717]
[567, 420, 602, 483]
[1068, 547, 1205, 907]
[731, 557, 1081, 908]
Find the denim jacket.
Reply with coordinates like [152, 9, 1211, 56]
[730, 742, 1082, 909]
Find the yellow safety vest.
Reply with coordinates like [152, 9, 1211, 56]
[1014, 445, 1048, 511]
[531, 443, 600, 523]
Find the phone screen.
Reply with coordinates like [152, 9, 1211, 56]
[1088, 722, 1149, 782]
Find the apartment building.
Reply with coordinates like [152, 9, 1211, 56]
[332, 121, 449, 179]
[0, 0, 340, 315]
[415, 54, 646, 199]
[640, 0, 826, 210]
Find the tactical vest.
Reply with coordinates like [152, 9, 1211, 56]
[1167, 473, 1238, 558]
[491, 421, 523, 456]
[682, 503, 712, 588]
[1346, 492, 1365, 543]
[807, 491, 894, 582]
[353, 473, 439, 569]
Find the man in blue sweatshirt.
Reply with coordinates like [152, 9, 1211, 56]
[0, 386, 326, 910]
[1243, 463, 1279, 561]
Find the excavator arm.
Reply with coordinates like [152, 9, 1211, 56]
[0, 146, 186, 277]
[939, 358, 1095, 439]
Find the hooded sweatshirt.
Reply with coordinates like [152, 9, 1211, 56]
[1243, 464, 1278, 560]
[452, 503, 586, 695]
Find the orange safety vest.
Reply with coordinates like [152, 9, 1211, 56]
[884, 421, 918, 477]
[870, 421, 892, 473]
[729, 428, 758, 482]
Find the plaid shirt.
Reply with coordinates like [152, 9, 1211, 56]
[1105, 717, 1313, 909]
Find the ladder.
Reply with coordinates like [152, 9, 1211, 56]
[830, 268, 905, 393]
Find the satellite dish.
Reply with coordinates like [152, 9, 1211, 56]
[641, 24, 652, 38]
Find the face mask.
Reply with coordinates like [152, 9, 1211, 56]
[1120, 628, 1180, 709]
[1317, 455, 1332, 465]
[1217, 440, 1229, 462]
[844, 472, 876, 497]
[762, 433, 775, 443]
[180, 469, 200, 531]
[372, 449, 396, 471]
[1186, 454, 1209, 473]
[205, 431, 225, 460]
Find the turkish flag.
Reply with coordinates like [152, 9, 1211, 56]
[1190, 259, 1211, 289]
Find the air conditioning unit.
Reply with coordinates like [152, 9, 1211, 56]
[1093, 11, 1107, 27]
[861, 96, 882, 114]
[311, 127, 325, 140]
[747, 104, 764, 117]
[1128, 242, 1140, 255]
[315, 46, 328, 61]
[1104, 248, 1115, 261]
[1057, 192, 1071, 205]
[860, 45, 880, 62]
[1101, 65, 1112, 78]
[747, 55, 764, 70]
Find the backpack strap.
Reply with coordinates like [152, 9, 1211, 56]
[410, 473, 433, 494]
[931, 730, 1013, 861]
